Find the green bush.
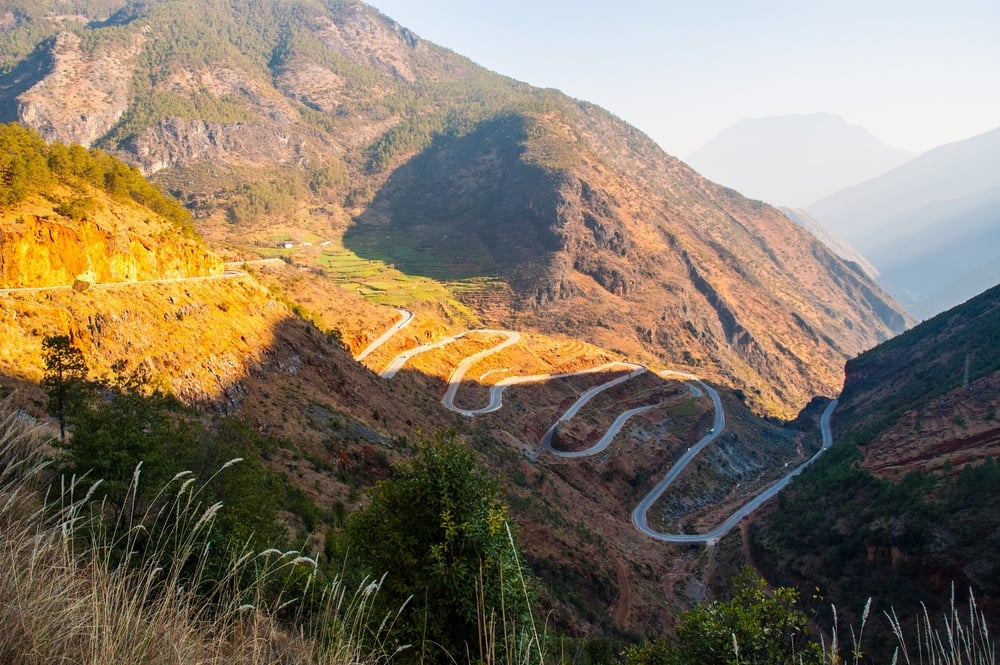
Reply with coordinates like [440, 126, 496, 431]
[342, 431, 538, 664]
[623, 568, 823, 665]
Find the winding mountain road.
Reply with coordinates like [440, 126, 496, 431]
[354, 309, 414, 361]
[362, 310, 839, 544]
[632, 398, 837, 544]
[378, 331, 470, 379]
[9, 270, 838, 541]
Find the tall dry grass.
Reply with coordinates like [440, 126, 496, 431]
[0, 401, 403, 665]
[885, 588, 995, 665]
[473, 523, 547, 665]
[4, 398, 991, 665]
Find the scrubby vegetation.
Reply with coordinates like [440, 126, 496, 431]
[0, 400, 404, 665]
[339, 433, 540, 664]
[624, 567, 995, 665]
[753, 442, 1000, 648]
[3, 334, 544, 664]
[837, 283, 1000, 448]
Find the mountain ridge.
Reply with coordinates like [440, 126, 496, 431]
[0, 19, 989, 642]
[0, 0, 911, 416]
[808, 126, 1000, 318]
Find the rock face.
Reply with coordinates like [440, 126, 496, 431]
[16, 31, 139, 148]
[0, 202, 222, 289]
[354, 112, 911, 415]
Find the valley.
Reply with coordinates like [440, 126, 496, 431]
[0, 217, 822, 637]
[0, 0, 996, 659]
[349, 305, 838, 546]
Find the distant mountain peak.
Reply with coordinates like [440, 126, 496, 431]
[686, 112, 913, 208]
[0, 0, 911, 418]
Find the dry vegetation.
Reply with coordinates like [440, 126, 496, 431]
[0, 403, 404, 665]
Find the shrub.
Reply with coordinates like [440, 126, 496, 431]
[343, 431, 540, 664]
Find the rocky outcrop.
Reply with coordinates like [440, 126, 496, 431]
[0, 214, 221, 289]
[16, 31, 140, 148]
[124, 117, 308, 175]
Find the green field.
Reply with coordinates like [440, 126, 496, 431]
[312, 242, 509, 326]
[665, 398, 701, 418]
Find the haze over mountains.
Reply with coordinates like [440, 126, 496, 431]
[808, 127, 1000, 319]
[2, 0, 998, 653]
[685, 112, 914, 208]
[689, 112, 1000, 321]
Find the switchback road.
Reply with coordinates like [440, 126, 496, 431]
[359, 310, 839, 545]
[354, 309, 414, 361]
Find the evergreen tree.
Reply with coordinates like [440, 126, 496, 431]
[41, 335, 90, 442]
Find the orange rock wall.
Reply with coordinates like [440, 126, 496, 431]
[0, 215, 222, 288]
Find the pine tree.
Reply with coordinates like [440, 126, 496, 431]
[41, 335, 89, 442]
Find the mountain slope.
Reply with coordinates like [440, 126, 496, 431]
[872, 186, 1000, 319]
[807, 127, 1000, 318]
[809, 127, 1000, 243]
[836, 283, 1000, 470]
[779, 207, 879, 280]
[751, 283, 1000, 636]
[349, 109, 911, 416]
[0, 125, 821, 639]
[0, 0, 910, 417]
[686, 113, 913, 208]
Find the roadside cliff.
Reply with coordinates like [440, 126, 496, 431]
[0, 193, 222, 289]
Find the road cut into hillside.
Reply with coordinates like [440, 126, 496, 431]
[358, 310, 839, 545]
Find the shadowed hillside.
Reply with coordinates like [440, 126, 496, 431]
[751, 283, 1000, 643]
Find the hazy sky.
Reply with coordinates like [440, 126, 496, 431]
[365, 1, 1000, 158]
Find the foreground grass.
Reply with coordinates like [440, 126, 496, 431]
[0, 404, 403, 665]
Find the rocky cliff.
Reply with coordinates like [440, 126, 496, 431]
[0, 193, 222, 288]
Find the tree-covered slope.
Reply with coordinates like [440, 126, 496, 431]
[752, 283, 1000, 641]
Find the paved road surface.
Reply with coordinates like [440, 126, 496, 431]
[631, 398, 837, 544]
[0, 270, 244, 296]
[379, 332, 470, 379]
[354, 309, 414, 361]
[362, 309, 840, 546]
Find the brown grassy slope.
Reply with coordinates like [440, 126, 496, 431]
[0, 266, 698, 639]
[0, 213, 828, 639]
